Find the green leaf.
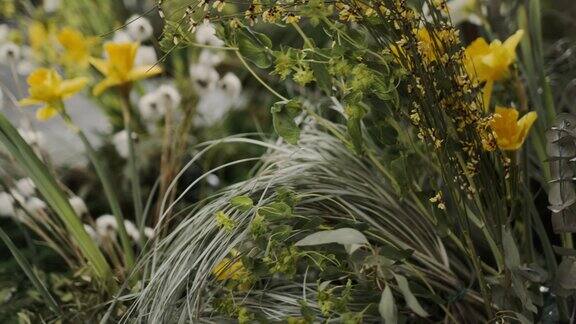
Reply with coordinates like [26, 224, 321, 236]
[238, 32, 272, 68]
[310, 53, 332, 94]
[345, 104, 366, 154]
[231, 195, 254, 212]
[393, 274, 429, 317]
[379, 284, 397, 323]
[271, 100, 302, 145]
[258, 202, 292, 220]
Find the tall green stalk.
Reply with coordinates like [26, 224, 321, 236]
[0, 112, 114, 285]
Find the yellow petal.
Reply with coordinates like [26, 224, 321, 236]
[514, 111, 538, 148]
[26, 68, 52, 86]
[18, 98, 42, 106]
[127, 65, 163, 82]
[89, 57, 109, 75]
[105, 42, 139, 78]
[36, 106, 58, 121]
[503, 29, 524, 55]
[92, 78, 120, 96]
[60, 77, 89, 98]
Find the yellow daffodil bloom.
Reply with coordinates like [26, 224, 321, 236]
[89, 42, 162, 96]
[490, 106, 537, 150]
[58, 27, 98, 69]
[212, 257, 248, 281]
[465, 30, 524, 82]
[18, 68, 88, 120]
[465, 30, 524, 110]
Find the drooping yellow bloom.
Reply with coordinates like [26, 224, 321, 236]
[18, 68, 89, 120]
[89, 42, 162, 96]
[490, 106, 537, 151]
[58, 27, 98, 69]
[212, 257, 248, 281]
[465, 30, 524, 82]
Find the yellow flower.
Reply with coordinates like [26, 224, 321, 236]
[465, 30, 524, 82]
[490, 106, 537, 151]
[18, 68, 88, 121]
[58, 27, 98, 69]
[28, 21, 58, 61]
[89, 42, 162, 96]
[212, 257, 248, 281]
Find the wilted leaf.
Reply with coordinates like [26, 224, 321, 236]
[295, 228, 368, 254]
[556, 257, 576, 290]
[379, 284, 397, 323]
[502, 227, 520, 270]
[393, 274, 429, 317]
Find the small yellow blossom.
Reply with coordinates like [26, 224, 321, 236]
[490, 106, 537, 151]
[89, 42, 162, 96]
[58, 27, 98, 69]
[29, 21, 58, 61]
[465, 30, 524, 82]
[212, 257, 248, 281]
[18, 68, 88, 120]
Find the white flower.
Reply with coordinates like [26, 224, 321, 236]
[198, 49, 224, 67]
[138, 91, 165, 121]
[96, 214, 118, 237]
[43, 0, 61, 13]
[83, 224, 99, 242]
[112, 130, 129, 158]
[195, 22, 224, 47]
[144, 227, 154, 239]
[69, 196, 88, 216]
[139, 84, 181, 122]
[218, 72, 242, 99]
[189, 64, 220, 94]
[15, 178, 35, 197]
[0, 24, 10, 44]
[206, 174, 221, 187]
[422, 0, 481, 26]
[17, 46, 36, 76]
[157, 84, 181, 110]
[18, 128, 44, 147]
[134, 45, 158, 66]
[0, 42, 21, 64]
[112, 30, 133, 43]
[126, 15, 154, 42]
[195, 89, 235, 126]
[124, 220, 140, 241]
[25, 197, 46, 213]
[0, 192, 15, 218]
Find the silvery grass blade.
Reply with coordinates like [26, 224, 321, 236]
[127, 129, 483, 322]
[0, 226, 61, 315]
[0, 113, 113, 286]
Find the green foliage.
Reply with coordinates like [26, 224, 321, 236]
[271, 99, 302, 145]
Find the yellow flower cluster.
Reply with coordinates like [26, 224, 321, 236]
[463, 30, 537, 151]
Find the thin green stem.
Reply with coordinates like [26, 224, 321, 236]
[235, 51, 288, 101]
[62, 113, 135, 270]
